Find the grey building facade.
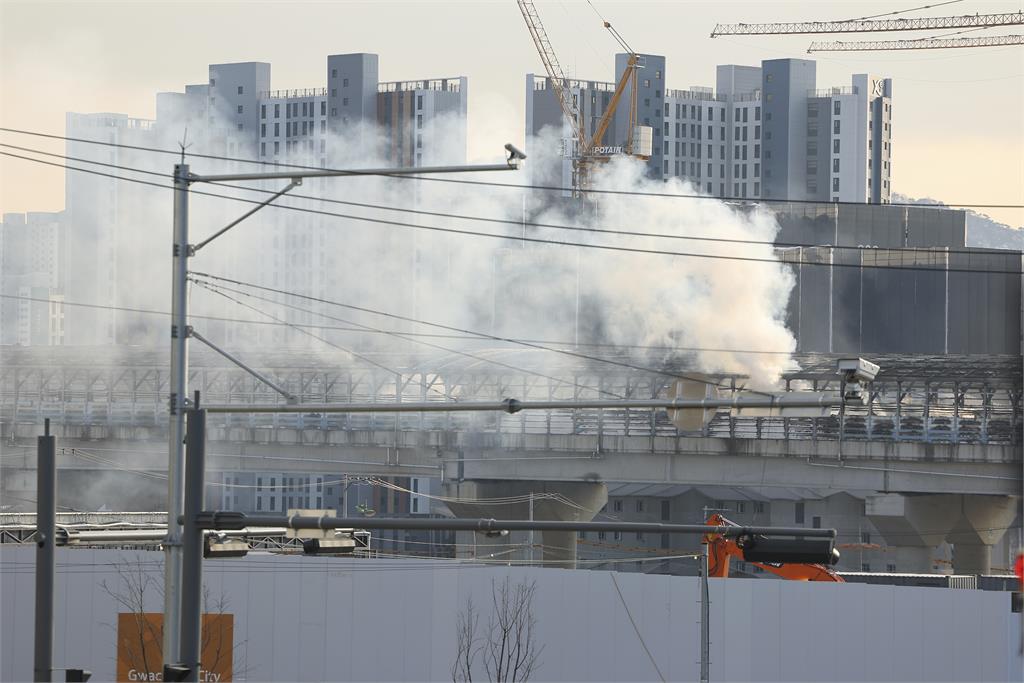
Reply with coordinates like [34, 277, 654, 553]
[527, 56, 891, 204]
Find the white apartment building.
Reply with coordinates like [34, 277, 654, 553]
[527, 56, 891, 204]
[0, 212, 66, 346]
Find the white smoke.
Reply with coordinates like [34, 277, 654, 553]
[65, 105, 796, 388]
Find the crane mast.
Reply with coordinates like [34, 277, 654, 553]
[517, 1, 648, 196]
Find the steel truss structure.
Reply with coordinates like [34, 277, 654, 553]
[711, 11, 1024, 36]
[809, 35, 1024, 51]
[1, 346, 1019, 447]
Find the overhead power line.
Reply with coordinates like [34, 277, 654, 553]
[192, 279, 625, 399]
[809, 34, 1024, 51]
[711, 10, 1024, 37]
[187, 272, 774, 395]
[0, 292, 796, 355]
[2, 127, 1022, 209]
[2, 150, 1018, 276]
[3, 141, 1012, 259]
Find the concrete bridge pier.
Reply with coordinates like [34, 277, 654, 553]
[945, 494, 1019, 575]
[442, 480, 608, 568]
[867, 493, 1020, 575]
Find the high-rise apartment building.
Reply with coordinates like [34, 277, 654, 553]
[527, 56, 892, 203]
[60, 54, 468, 346]
[0, 212, 66, 346]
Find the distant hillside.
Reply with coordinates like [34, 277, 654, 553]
[893, 193, 1023, 251]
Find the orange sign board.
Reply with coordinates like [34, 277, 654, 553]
[116, 612, 233, 682]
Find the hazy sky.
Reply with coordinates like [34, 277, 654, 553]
[1, 0, 1022, 226]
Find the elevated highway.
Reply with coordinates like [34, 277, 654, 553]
[1, 346, 1019, 496]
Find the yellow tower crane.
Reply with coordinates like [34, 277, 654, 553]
[517, 0, 650, 196]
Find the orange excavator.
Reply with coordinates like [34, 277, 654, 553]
[703, 513, 845, 582]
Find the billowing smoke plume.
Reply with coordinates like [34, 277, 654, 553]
[72, 107, 796, 388]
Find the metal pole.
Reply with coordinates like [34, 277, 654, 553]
[179, 407, 206, 682]
[528, 493, 535, 565]
[34, 419, 55, 683]
[164, 162, 190, 666]
[700, 541, 710, 683]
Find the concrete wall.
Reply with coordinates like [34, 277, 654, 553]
[1, 547, 1020, 682]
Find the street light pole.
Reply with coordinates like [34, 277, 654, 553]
[163, 162, 190, 664]
[162, 149, 525, 670]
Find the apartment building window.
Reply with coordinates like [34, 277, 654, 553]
[613, 531, 622, 541]
[719, 164, 724, 178]
[331, 108, 337, 116]
[664, 103, 670, 116]
[734, 144, 740, 158]
[343, 78, 349, 87]
[754, 106, 761, 120]
[273, 122, 279, 136]
[261, 104, 266, 119]
[256, 497, 262, 511]
[332, 68, 338, 78]
[635, 499, 645, 513]
[733, 163, 740, 177]
[236, 123, 242, 131]
[812, 516, 821, 529]
[741, 146, 748, 161]
[236, 105, 243, 114]
[833, 139, 841, 153]
[707, 163, 712, 176]
[754, 182, 760, 195]
[598, 531, 606, 540]
[834, 100, 841, 115]
[707, 125, 712, 140]
[613, 499, 623, 512]
[887, 563, 897, 572]
[260, 142, 265, 156]
[655, 69, 662, 79]
[417, 95, 423, 110]
[754, 144, 760, 158]
[256, 477, 263, 491]
[269, 496, 276, 511]
[664, 122, 670, 136]
[706, 144, 712, 157]
[660, 500, 670, 520]
[795, 502, 805, 524]
[832, 177, 840, 192]
[210, 78, 216, 86]
[260, 123, 266, 136]
[833, 120, 841, 134]
[742, 127, 748, 142]
[636, 532, 645, 542]
[236, 85, 244, 95]
[861, 531, 871, 543]
[316, 477, 322, 492]
[754, 125, 761, 139]
[741, 165, 747, 179]
[331, 88, 337, 97]
[320, 101, 326, 116]
[706, 182, 712, 193]
[342, 97, 349, 106]
[719, 183, 725, 196]
[861, 563, 871, 572]
[720, 126, 725, 141]
[733, 182, 739, 196]
[417, 115, 423, 129]
[273, 141, 279, 154]
[833, 158, 840, 172]
[274, 103, 280, 118]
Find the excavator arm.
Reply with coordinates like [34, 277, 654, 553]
[704, 513, 845, 582]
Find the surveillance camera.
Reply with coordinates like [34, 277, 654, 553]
[836, 358, 879, 404]
[504, 143, 527, 165]
[836, 358, 879, 384]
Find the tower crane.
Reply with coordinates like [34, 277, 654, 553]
[517, 0, 651, 196]
[711, 10, 1024, 37]
[809, 34, 1023, 52]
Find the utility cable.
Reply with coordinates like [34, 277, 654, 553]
[188, 271, 768, 395]
[2, 126, 1021, 210]
[610, 573, 668, 683]
[0, 292, 797, 355]
[2, 149, 1019, 276]
[5, 139, 1010, 259]
[192, 278, 625, 399]
[189, 280, 454, 400]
